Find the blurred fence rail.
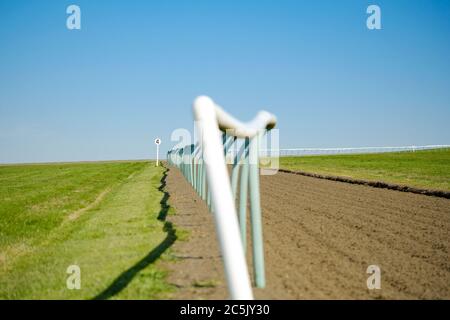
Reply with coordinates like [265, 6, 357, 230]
[167, 96, 276, 300]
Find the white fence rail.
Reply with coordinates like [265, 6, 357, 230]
[168, 96, 276, 300]
[261, 145, 450, 157]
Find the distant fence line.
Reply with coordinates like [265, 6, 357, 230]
[260, 145, 450, 157]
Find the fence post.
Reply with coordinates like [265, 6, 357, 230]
[230, 137, 241, 200]
[239, 138, 250, 251]
[249, 133, 265, 288]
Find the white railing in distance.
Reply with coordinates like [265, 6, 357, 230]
[260, 145, 450, 157]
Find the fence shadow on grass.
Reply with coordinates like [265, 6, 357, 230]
[93, 165, 176, 300]
[157, 167, 170, 221]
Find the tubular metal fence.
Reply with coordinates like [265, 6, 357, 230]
[167, 96, 276, 300]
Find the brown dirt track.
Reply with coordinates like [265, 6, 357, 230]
[164, 166, 450, 300]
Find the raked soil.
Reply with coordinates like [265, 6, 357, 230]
[164, 167, 450, 299]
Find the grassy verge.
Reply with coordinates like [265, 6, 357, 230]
[0, 161, 177, 299]
[279, 148, 450, 191]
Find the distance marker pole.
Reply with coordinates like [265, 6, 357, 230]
[156, 144, 159, 166]
[155, 138, 161, 166]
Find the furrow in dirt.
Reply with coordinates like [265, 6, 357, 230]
[166, 167, 450, 299]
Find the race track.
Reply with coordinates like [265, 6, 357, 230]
[165, 167, 450, 299]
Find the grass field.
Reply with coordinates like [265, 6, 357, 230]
[0, 161, 178, 299]
[279, 148, 450, 191]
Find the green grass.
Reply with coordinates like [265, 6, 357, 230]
[0, 161, 177, 299]
[279, 148, 450, 191]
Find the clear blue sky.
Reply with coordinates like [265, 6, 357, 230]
[1, 0, 449, 163]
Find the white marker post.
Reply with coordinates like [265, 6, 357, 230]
[155, 138, 161, 166]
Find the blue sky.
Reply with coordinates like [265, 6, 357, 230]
[0, 0, 449, 163]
